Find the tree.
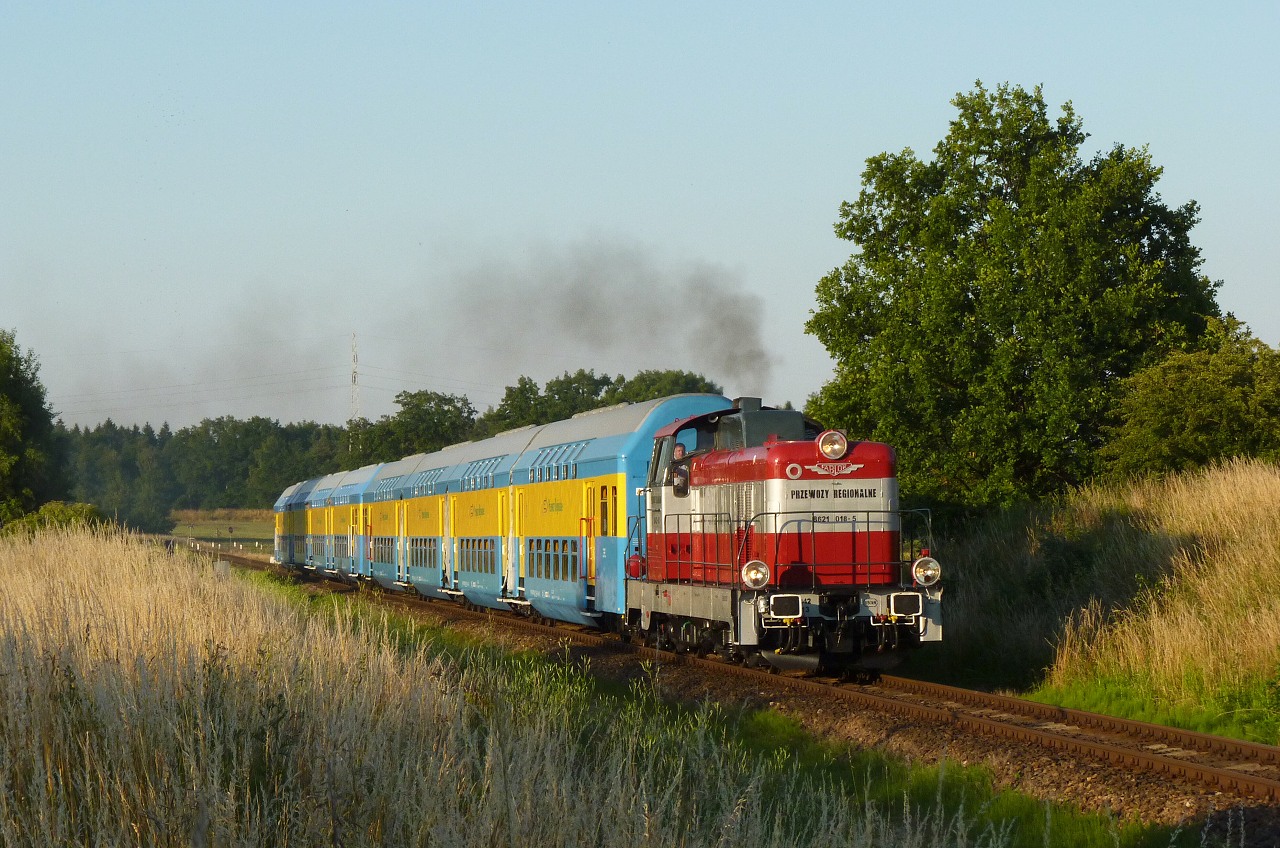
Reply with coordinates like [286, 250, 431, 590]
[340, 415, 397, 468]
[1101, 319, 1280, 477]
[63, 418, 177, 530]
[602, 369, 723, 404]
[338, 392, 478, 466]
[474, 369, 724, 437]
[129, 424, 177, 532]
[0, 329, 63, 522]
[0, 500, 107, 536]
[164, 416, 280, 509]
[806, 83, 1220, 506]
[389, 390, 476, 456]
[473, 376, 549, 437]
[246, 422, 340, 504]
[540, 370, 617, 421]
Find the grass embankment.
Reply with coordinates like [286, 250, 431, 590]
[921, 458, 1280, 743]
[0, 529, 1203, 847]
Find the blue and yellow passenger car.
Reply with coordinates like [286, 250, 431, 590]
[274, 394, 730, 626]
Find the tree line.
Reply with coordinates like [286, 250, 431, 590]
[15, 368, 721, 532]
[5, 82, 1280, 534]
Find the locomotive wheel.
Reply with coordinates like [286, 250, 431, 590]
[658, 622, 675, 652]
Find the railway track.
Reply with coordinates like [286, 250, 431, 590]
[214, 549, 1280, 805]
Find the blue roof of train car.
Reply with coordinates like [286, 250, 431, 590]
[332, 464, 382, 504]
[434, 394, 730, 490]
[365, 453, 434, 502]
[510, 394, 731, 481]
[305, 470, 349, 508]
[281, 477, 320, 511]
[273, 481, 301, 512]
[277, 394, 734, 507]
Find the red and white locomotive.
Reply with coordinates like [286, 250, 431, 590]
[625, 397, 942, 672]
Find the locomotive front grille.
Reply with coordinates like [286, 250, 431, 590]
[889, 592, 922, 617]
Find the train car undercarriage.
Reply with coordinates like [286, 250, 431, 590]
[620, 580, 941, 673]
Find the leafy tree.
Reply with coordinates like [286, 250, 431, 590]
[0, 329, 63, 522]
[390, 390, 476, 455]
[473, 376, 549, 437]
[163, 416, 280, 509]
[303, 422, 346, 475]
[540, 370, 617, 421]
[1102, 319, 1280, 476]
[340, 415, 397, 468]
[806, 82, 1220, 506]
[474, 369, 723, 437]
[52, 368, 727, 517]
[602, 369, 723, 404]
[246, 422, 343, 504]
[62, 419, 176, 531]
[0, 500, 107, 536]
[340, 391, 477, 466]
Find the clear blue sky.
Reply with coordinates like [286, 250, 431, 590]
[3, 2, 1276, 429]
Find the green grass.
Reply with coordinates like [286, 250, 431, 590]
[920, 461, 1280, 749]
[236, 565, 1212, 848]
[7, 528, 1244, 847]
[171, 517, 274, 559]
[174, 516, 273, 542]
[726, 706, 1204, 848]
[1025, 676, 1280, 745]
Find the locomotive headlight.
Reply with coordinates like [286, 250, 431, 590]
[817, 430, 849, 460]
[741, 559, 771, 590]
[911, 556, 942, 587]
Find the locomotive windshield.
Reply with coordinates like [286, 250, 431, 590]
[645, 402, 824, 490]
[713, 408, 816, 450]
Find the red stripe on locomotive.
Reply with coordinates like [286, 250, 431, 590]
[646, 438, 904, 588]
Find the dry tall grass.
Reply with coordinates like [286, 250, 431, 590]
[0, 529, 1011, 847]
[1047, 460, 1280, 703]
[939, 458, 1280, 730]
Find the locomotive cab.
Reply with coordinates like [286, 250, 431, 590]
[630, 397, 943, 673]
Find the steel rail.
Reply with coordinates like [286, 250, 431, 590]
[481, 609, 1280, 803]
[881, 675, 1280, 767]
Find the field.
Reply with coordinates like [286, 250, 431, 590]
[170, 508, 274, 555]
[0, 528, 1222, 847]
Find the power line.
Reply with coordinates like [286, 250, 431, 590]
[54, 366, 343, 403]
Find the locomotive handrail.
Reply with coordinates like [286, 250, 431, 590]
[653, 508, 931, 590]
[771, 514, 846, 587]
[628, 485, 650, 560]
[760, 509, 900, 590]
